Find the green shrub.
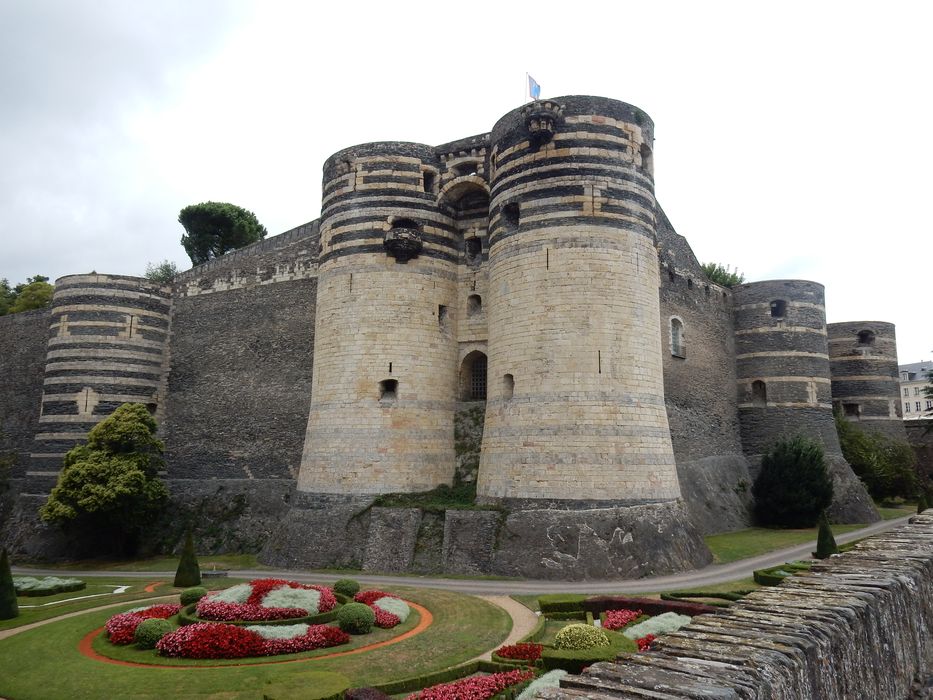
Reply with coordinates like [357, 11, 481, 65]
[542, 632, 635, 674]
[180, 586, 208, 606]
[752, 435, 833, 527]
[173, 531, 201, 588]
[836, 411, 918, 500]
[918, 492, 929, 514]
[337, 602, 375, 634]
[333, 579, 361, 597]
[553, 623, 609, 650]
[537, 594, 586, 614]
[134, 618, 174, 649]
[0, 548, 18, 620]
[622, 612, 692, 640]
[814, 511, 838, 559]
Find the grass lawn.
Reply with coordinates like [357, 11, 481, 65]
[16, 553, 263, 572]
[0, 587, 511, 700]
[876, 504, 915, 520]
[704, 524, 867, 564]
[0, 576, 197, 632]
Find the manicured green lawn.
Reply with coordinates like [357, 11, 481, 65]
[877, 504, 915, 520]
[18, 552, 263, 572]
[1, 576, 186, 632]
[704, 524, 866, 564]
[0, 587, 511, 700]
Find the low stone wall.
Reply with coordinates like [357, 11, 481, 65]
[538, 512, 933, 699]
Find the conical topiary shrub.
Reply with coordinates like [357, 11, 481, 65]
[0, 547, 19, 620]
[814, 511, 839, 559]
[918, 492, 929, 514]
[173, 531, 201, 588]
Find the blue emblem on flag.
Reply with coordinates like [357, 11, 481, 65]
[528, 75, 541, 100]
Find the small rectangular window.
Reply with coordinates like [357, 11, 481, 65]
[906, 402, 912, 413]
[905, 388, 910, 396]
[926, 400, 932, 410]
[917, 402, 922, 412]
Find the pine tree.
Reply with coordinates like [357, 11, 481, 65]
[918, 492, 929, 514]
[0, 547, 19, 619]
[814, 511, 839, 559]
[752, 435, 834, 528]
[173, 531, 201, 588]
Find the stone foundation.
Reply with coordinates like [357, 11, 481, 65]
[260, 497, 711, 581]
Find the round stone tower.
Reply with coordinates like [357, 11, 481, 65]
[827, 321, 908, 440]
[477, 96, 681, 505]
[30, 274, 171, 486]
[297, 142, 459, 495]
[732, 280, 878, 523]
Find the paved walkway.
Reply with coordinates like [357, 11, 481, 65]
[469, 596, 539, 661]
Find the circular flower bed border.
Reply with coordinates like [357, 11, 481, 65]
[80, 600, 433, 668]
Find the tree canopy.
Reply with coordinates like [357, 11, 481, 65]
[836, 410, 918, 499]
[0, 275, 53, 315]
[752, 435, 833, 527]
[178, 201, 268, 265]
[144, 259, 180, 284]
[701, 262, 745, 288]
[40, 403, 168, 553]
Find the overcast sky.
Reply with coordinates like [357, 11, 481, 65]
[1, 1, 930, 362]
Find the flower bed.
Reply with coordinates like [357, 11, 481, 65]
[192, 579, 338, 623]
[354, 590, 411, 629]
[406, 668, 535, 700]
[602, 609, 641, 631]
[493, 642, 543, 663]
[156, 621, 350, 659]
[105, 604, 182, 645]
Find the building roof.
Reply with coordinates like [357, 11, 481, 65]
[900, 361, 933, 380]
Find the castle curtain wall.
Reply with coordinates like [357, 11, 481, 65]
[161, 222, 319, 481]
[0, 309, 49, 489]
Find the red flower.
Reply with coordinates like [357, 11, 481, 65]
[636, 634, 656, 652]
[494, 642, 543, 661]
[104, 604, 182, 645]
[354, 590, 394, 606]
[603, 608, 642, 631]
[155, 622, 350, 659]
[373, 607, 400, 629]
[407, 669, 534, 700]
[195, 599, 307, 622]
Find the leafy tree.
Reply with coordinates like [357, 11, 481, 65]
[40, 404, 168, 554]
[701, 262, 745, 288]
[925, 368, 933, 400]
[814, 511, 838, 558]
[178, 201, 267, 265]
[0, 548, 17, 620]
[918, 492, 929, 514]
[173, 531, 201, 587]
[144, 260, 180, 284]
[0, 275, 53, 315]
[752, 435, 833, 527]
[835, 411, 918, 500]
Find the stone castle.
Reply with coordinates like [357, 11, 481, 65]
[0, 96, 908, 579]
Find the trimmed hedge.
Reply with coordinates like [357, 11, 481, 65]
[753, 561, 812, 586]
[173, 531, 201, 588]
[583, 595, 719, 617]
[517, 614, 547, 644]
[537, 594, 586, 614]
[662, 590, 752, 602]
[337, 602, 375, 634]
[178, 602, 342, 627]
[541, 631, 635, 674]
[179, 587, 208, 606]
[333, 579, 361, 597]
[542, 610, 587, 621]
[134, 618, 173, 649]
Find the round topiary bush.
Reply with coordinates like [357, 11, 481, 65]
[134, 618, 174, 649]
[180, 586, 208, 606]
[333, 578, 361, 597]
[337, 602, 375, 634]
[553, 623, 610, 650]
